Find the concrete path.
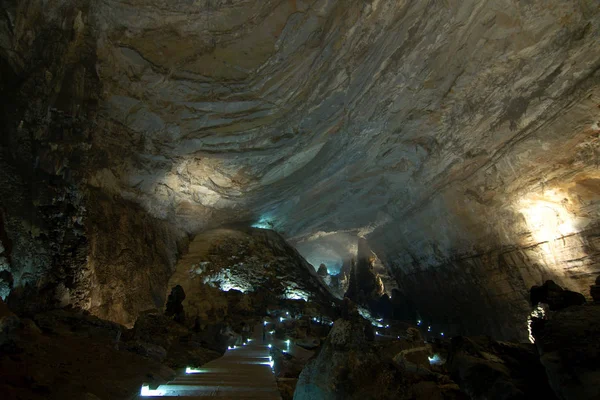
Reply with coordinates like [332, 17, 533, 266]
[139, 324, 281, 399]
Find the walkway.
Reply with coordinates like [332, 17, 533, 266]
[138, 324, 281, 399]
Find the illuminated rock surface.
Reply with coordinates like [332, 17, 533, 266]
[166, 228, 337, 321]
[2, 3, 600, 398]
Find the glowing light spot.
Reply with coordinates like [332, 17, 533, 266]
[375, 331, 380, 336]
[283, 290, 309, 301]
[141, 385, 166, 397]
[528, 304, 547, 343]
[264, 321, 268, 326]
[268, 344, 272, 348]
[417, 320, 422, 326]
[440, 332, 444, 337]
[427, 326, 431, 332]
[519, 190, 578, 243]
[385, 325, 390, 328]
[286, 312, 289, 315]
[185, 367, 205, 374]
[219, 283, 248, 293]
[252, 215, 275, 230]
[280, 317, 284, 322]
[428, 354, 444, 365]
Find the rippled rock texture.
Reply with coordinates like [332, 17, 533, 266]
[1, 0, 600, 337]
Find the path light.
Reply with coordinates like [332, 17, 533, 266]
[279, 317, 284, 322]
[385, 325, 390, 328]
[228, 346, 232, 350]
[286, 312, 289, 315]
[185, 367, 204, 374]
[268, 344, 272, 348]
[140, 385, 166, 397]
[417, 320, 422, 326]
[264, 321, 267, 326]
[375, 331, 380, 336]
[427, 326, 431, 332]
[441, 332, 444, 337]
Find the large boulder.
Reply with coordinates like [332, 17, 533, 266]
[344, 239, 384, 308]
[294, 314, 410, 400]
[530, 280, 586, 311]
[131, 311, 221, 368]
[532, 304, 600, 400]
[447, 336, 557, 400]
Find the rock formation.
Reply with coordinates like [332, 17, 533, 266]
[590, 275, 600, 302]
[531, 303, 600, 400]
[345, 239, 385, 309]
[2, 0, 600, 398]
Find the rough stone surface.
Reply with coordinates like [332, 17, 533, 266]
[2, 0, 600, 339]
[532, 303, 600, 400]
[294, 316, 410, 400]
[167, 228, 337, 318]
[447, 336, 557, 400]
[0, 307, 176, 400]
[530, 280, 586, 310]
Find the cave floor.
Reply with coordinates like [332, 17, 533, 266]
[138, 324, 281, 399]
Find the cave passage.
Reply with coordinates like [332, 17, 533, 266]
[1, 1, 600, 399]
[139, 323, 279, 398]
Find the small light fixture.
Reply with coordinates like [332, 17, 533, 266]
[427, 326, 431, 332]
[268, 344, 272, 348]
[140, 385, 165, 397]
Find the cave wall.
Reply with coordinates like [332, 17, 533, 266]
[2, 0, 600, 339]
[0, 0, 188, 326]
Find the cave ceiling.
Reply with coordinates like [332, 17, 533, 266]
[12, 0, 600, 259]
